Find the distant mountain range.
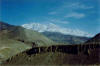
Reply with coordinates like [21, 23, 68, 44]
[22, 23, 90, 44]
[42, 31, 90, 44]
[22, 23, 92, 37]
[0, 22, 91, 45]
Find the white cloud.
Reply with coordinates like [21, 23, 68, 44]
[48, 2, 91, 19]
[65, 12, 85, 19]
[22, 22, 93, 37]
[49, 19, 69, 24]
[65, 2, 94, 9]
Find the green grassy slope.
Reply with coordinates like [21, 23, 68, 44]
[0, 38, 31, 63]
[0, 22, 56, 63]
[23, 29, 56, 46]
[0, 22, 32, 63]
[2, 33, 100, 65]
[0, 22, 56, 46]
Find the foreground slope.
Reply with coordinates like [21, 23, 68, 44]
[0, 38, 31, 63]
[2, 33, 100, 65]
[2, 44, 100, 65]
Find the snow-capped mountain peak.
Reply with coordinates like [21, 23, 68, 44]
[22, 23, 93, 37]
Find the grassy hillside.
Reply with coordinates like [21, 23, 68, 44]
[0, 22, 56, 63]
[2, 33, 100, 65]
[0, 22, 55, 46]
[0, 38, 31, 63]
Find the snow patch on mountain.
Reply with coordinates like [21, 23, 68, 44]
[22, 23, 93, 37]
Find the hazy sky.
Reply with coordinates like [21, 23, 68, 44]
[1, 0, 100, 36]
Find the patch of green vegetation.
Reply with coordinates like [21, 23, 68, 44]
[0, 39, 31, 62]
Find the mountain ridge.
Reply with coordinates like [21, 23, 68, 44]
[85, 33, 100, 44]
[22, 23, 92, 37]
[42, 31, 90, 44]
